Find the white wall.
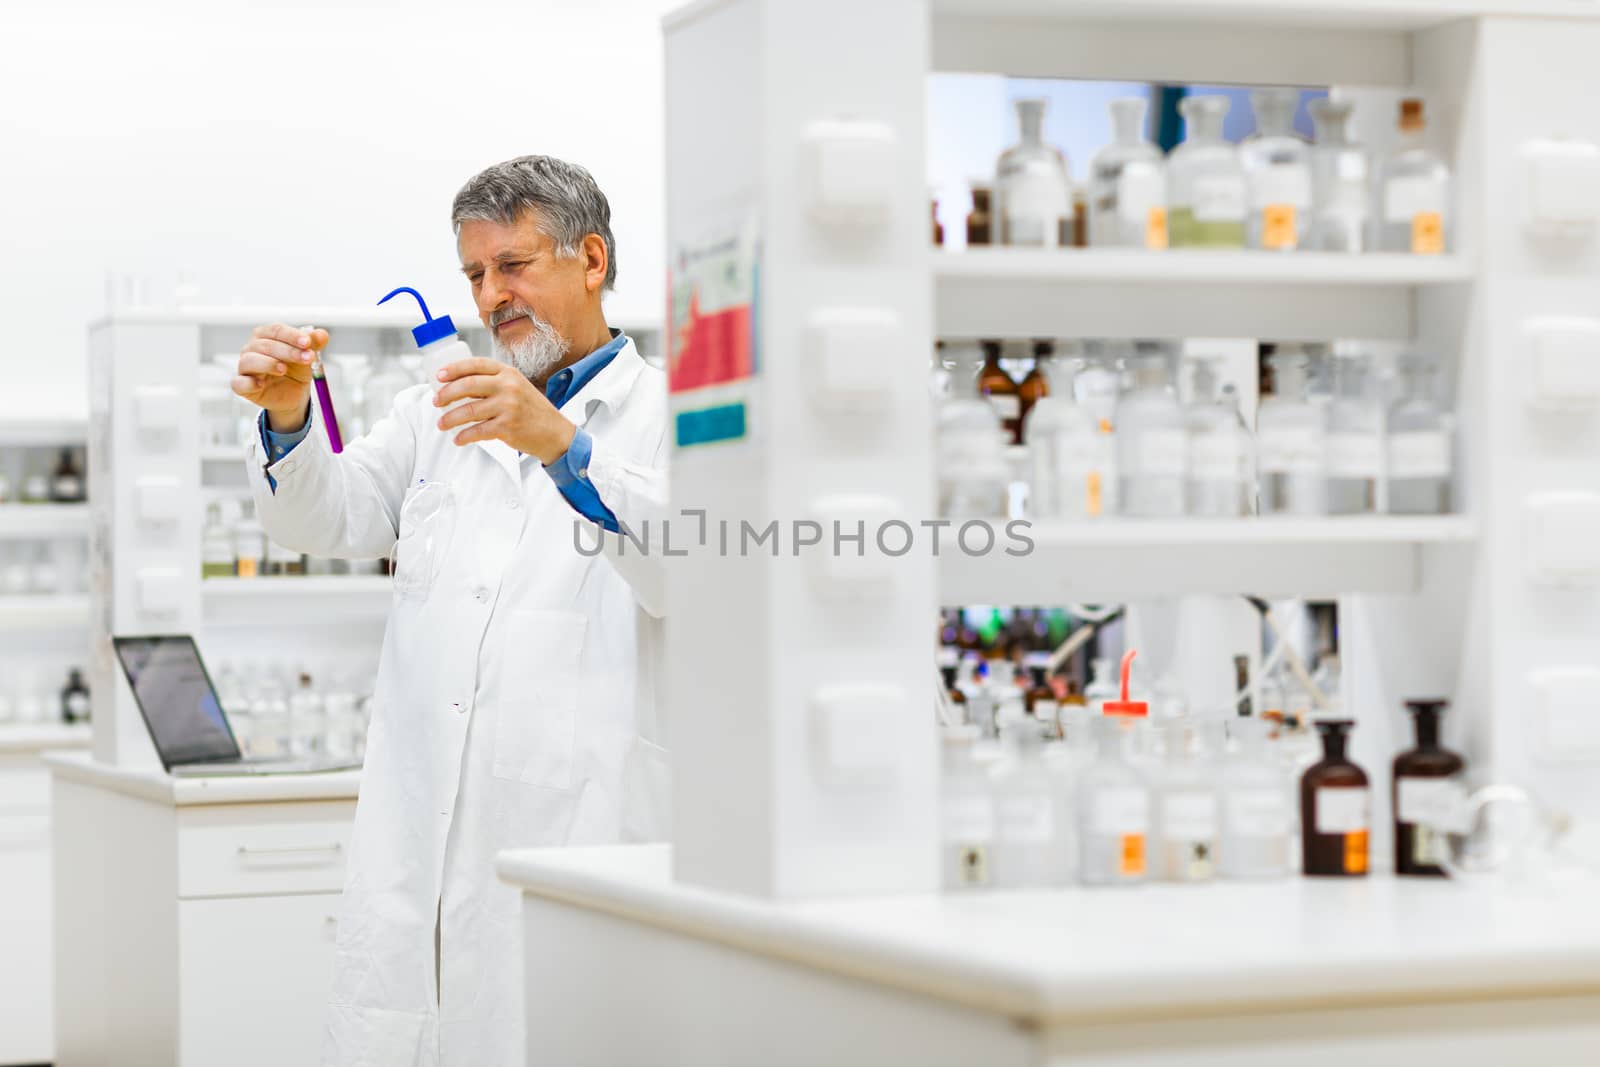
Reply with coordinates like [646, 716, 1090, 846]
[0, 0, 678, 419]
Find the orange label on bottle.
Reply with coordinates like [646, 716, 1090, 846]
[1144, 206, 1169, 250]
[237, 558, 258, 579]
[1344, 830, 1369, 874]
[1120, 834, 1146, 877]
[1411, 212, 1444, 255]
[1086, 471, 1103, 517]
[1097, 418, 1113, 435]
[1262, 204, 1298, 250]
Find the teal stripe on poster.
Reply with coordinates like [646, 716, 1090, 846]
[676, 403, 747, 448]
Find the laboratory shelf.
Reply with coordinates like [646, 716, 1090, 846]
[938, 515, 1478, 603]
[0, 594, 90, 629]
[933, 248, 1472, 342]
[199, 445, 248, 463]
[0, 722, 91, 755]
[0, 416, 89, 447]
[0, 504, 90, 539]
[929, 0, 1596, 87]
[201, 575, 392, 624]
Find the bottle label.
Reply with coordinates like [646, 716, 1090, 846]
[1326, 431, 1382, 478]
[956, 845, 990, 886]
[1258, 426, 1323, 475]
[987, 394, 1021, 421]
[1116, 163, 1165, 219]
[1190, 433, 1245, 481]
[1261, 204, 1299, 250]
[1397, 776, 1468, 829]
[1337, 154, 1369, 183]
[1086, 470, 1104, 517]
[236, 558, 259, 579]
[1145, 206, 1169, 250]
[1251, 165, 1312, 211]
[1383, 176, 1447, 225]
[54, 476, 83, 499]
[1389, 431, 1450, 478]
[1160, 791, 1219, 841]
[1225, 787, 1289, 837]
[1002, 181, 1069, 247]
[66, 693, 91, 719]
[1345, 829, 1370, 874]
[1132, 430, 1187, 478]
[941, 792, 995, 843]
[1315, 786, 1369, 834]
[1192, 175, 1247, 223]
[1091, 786, 1150, 836]
[1412, 212, 1445, 255]
[998, 793, 1055, 844]
[1120, 833, 1147, 877]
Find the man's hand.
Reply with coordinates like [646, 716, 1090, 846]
[435, 358, 577, 464]
[234, 324, 328, 432]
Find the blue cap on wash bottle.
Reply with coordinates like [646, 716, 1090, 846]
[377, 286, 457, 348]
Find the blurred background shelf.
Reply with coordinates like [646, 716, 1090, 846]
[0, 505, 91, 539]
[938, 515, 1478, 603]
[201, 575, 392, 624]
[0, 595, 90, 629]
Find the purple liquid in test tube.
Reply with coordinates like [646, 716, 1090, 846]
[311, 357, 344, 453]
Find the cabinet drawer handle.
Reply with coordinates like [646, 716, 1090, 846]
[236, 842, 344, 857]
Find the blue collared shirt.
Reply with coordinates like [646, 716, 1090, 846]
[259, 330, 626, 532]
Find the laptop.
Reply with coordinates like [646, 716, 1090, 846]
[112, 634, 361, 777]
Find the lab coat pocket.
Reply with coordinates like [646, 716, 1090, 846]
[391, 482, 456, 602]
[620, 737, 671, 843]
[492, 609, 586, 790]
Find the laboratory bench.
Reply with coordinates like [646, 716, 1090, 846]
[0, 724, 89, 1067]
[46, 752, 361, 1067]
[499, 843, 1600, 1067]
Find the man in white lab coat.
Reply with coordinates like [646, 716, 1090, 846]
[232, 155, 668, 1066]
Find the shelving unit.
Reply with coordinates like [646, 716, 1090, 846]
[933, 248, 1472, 340]
[0, 503, 90, 539]
[0, 594, 91, 630]
[940, 516, 1478, 603]
[200, 576, 392, 625]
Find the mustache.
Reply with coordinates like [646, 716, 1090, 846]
[489, 303, 541, 328]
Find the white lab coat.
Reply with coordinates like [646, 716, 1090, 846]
[246, 338, 669, 1067]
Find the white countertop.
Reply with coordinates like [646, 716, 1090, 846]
[498, 844, 1600, 1023]
[43, 750, 360, 807]
[0, 723, 92, 755]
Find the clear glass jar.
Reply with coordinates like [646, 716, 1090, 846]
[941, 724, 996, 890]
[1186, 358, 1252, 517]
[1025, 360, 1111, 520]
[1257, 348, 1328, 516]
[1168, 96, 1247, 248]
[1153, 721, 1221, 882]
[990, 721, 1068, 888]
[995, 98, 1073, 247]
[939, 342, 1012, 518]
[1308, 97, 1371, 252]
[1115, 347, 1187, 518]
[1219, 716, 1293, 879]
[1240, 88, 1312, 251]
[1388, 354, 1452, 514]
[1376, 98, 1452, 254]
[1325, 347, 1383, 515]
[1078, 715, 1152, 885]
[1088, 97, 1167, 249]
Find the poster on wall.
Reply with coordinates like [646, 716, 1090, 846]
[667, 210, 759, 449]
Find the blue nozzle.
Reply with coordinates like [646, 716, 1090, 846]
[378, 286, 457, 349]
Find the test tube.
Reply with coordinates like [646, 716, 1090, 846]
[311, 356, 344, 454]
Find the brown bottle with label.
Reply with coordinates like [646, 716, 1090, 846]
[977, 341, 1022, 444]
[967, 183, 993, 247]
[1300, 720, 1369, 877]
[931, 199, 945, 247]
[1393, 699, 1465, 877]
[1019, 340, 1052, 430]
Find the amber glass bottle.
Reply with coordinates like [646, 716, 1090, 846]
[1300, 720, 1369, 877]
[1393, 699, 1465, 877]
[1018, 340, 1053, 431]
[967, 183, 993, 246]
[978, 341, 1022, 444]
[931, 198, 945, 246]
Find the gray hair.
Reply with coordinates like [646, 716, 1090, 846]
[450, 155, 617, 291]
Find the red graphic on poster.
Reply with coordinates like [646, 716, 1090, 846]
[669, 288, 754, 394]
[667, 222, 758, 396]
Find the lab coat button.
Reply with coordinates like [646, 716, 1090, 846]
[451, 701, 466, 715]
[507, 497, 521, 510]
[576, 467, 589, 479]
[474, 587, 489, 603]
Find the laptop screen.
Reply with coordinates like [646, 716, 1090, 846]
[112, 635, 240, 769]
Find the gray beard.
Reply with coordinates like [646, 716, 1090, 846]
[491, 314, 571, 382]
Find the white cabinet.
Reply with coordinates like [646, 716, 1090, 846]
[177, 893, 341, 1067]
[49, 754, 358, 1067]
